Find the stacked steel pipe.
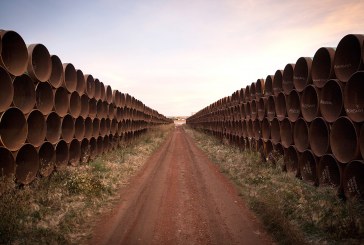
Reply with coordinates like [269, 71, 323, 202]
[0, 30, 172, 190]
[187, 34, 364, 199]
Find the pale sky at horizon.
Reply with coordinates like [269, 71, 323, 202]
[1, 0, 364, 116]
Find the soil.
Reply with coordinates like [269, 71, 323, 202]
[91, 126, 273, 244]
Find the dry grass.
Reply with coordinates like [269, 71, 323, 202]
[185, 126, 364, 245]
[0, 125, 173, 244]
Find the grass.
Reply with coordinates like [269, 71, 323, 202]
[184, 126, 364, 245]
[0, 124, 173, 244]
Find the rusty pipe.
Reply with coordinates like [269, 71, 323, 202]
[54, 87, 69, 117]
[12, 74, 36, 114]
[106, 85, 113, 104]
[113, 90, 121, 107]
[27, 44, 51, 82]
[283, 145, 299, 176]
[270, 118, 280, 144]
[85, 74, 95, 98]
[343, 160, 364, 199]
[76, 69, 86, 95]
[100, 82, 106, 101]
[26, 109, 46, 147]
[92, 118, 100, 137]
[84, 117, 93, 140]
[309, 117, 330, 157]
[88, 98, 97, 119]
[255, 79, 265, 99]
[273, 70, 283, 96]
[96, 99, 104, 118]
[282, 63, 295, 95]
[330, 116, 360, 163]
[334, 34, 364, 83]
[264, 75, 274, 97]
[35, 81, 54, 115]
[38, 141, 55, 177]
[275, 92, 287, 121]
[0, 66, 13, 113]
[63, 63, 77, 93]
[61, 114, 75, 144]
[97, 136, 103, 155]
[0, 146, 15, 180]
[55, 140, 69, 170]
[89, 137, 97, 160]
[74, 116, 85, 141]
[80, 94, 89, 119]
[100, 118, 107, 136]
[293, 118, 309, 153]
[0, 30, 28, 76]
[244, 85, 251, 102]
[94, 78, 101, 100]
[80, 138, 89, 163]
[14, 144, 39, 185]
[320, 79, 344, 123]
[45, 112, 61, 144]
[301, 85, 320, 122]
[257, 97, 267, 121]
[0, 107, 27, 151]
[69, 138, 80, 166]
[261, 118, 270, 142]
[103, 136, 109, 153]
[250, 82, 256, 100]
[286, 89, 301, 122]
[49, 55, 64, 88]
[293, 57, 313, 92]
[250, 100, 257, 120]
[280, 117, 294, 148]
[253, 119, 261, 140]
[317, 154, 340, 187]
[312, 47, 336, 88]
[299, 150, 318, 185]
[267, 95, 276, 121]
[69, 91, 81, 118]
[344, 71, 364, 122]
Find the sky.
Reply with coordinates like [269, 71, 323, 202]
[1, 0, 364, 117]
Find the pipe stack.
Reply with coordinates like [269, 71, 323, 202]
[0, 30, 172, 191]
[187, 34, 364, 200]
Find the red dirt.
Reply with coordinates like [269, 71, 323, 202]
[91, 126, 273, 244]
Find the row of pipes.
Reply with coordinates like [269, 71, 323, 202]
[0, 30, 172, 190]
[187, 34, 364, 199]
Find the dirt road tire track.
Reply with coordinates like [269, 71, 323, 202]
[91, 126, 273, 244]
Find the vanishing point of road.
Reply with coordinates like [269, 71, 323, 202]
[91, 126, 273, 245]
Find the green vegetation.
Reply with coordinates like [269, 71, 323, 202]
[185, 126, 364, 245]
[0, 125, 173, 244]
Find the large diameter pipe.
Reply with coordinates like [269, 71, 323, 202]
[283, 145, 299, 176]
[49, 55, 64, 88]
[100, 82, 106, 101]
[14, 144, 39, 185]
[61, 114, 75, 143]
[103, 135, 110, 153]
[113, 90, 121, 107]
[84, 117, 93, 140]
[89, 98, 97, 119]
[312, 47, 336, 88]
[100, 118, 107, 136]
[0, 146, 15, 180]
[35, 81, 54, 115]
[261, 118, 270, 142]
[69, 91, 81, 118]
[253, 119, 261, 140]
[38, 141, 55, 177]
[55, 140, 69, 170]
[0, 66, 13, 113]
[255, 79, 265, 99]
[89, 137, 97, 160]
[267, 95, 276, 121]
[320, 79, 344, 123]
[282, 63, 295, 95]
[309, 117, 330, 157]
[0, 30, 28, 76]
[343, 160, 364, 199]
[270, 118, 281, 144]
[75, 116, 85, 141]
[250, 100, 257, 120]
[286, 90, 300, 122]
[330, 116, 360, 163]
[244, 85, 251, 102]
[76, 69, 86, 95]
[69, 139, 81, 166]
[257, 97, 267, 121]
[264, 75, 274, 97]
[85, 74, 95, 98]
[63, 63, 77, 93]
[250, 82, 256, 100]
[301, 85, 320, 122]
[318, 154, 340, 187]
[80, 94, 89, 119]
[106, 85, 113, 104]
[280, 118, 293, 148]
[92, 118, 100, 137]
[275, 92, 287, 121]
[45, 112, 61, 144]
[0, 107, 27, 151]
[273, 70, 283, 96]
[26, 109, 46, 147]
[344, 71, 364, 122]
[120, 93, 126, 108]
[293, 118, 309, 153]
[54, 87, 70, 117]
[334, 34, 364, 83]
[27, 44, 51, 82]
[96, 99, 105, 118]
[13, 74, 36, 114]
[94, 78, 101, 100]
[80, 138, 89, 163]
[299, 150, 318, 185]
[293, 57, 313, 92]
[244, 103, 251, 120]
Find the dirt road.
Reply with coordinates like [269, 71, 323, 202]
[91, 126, 273, 245]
